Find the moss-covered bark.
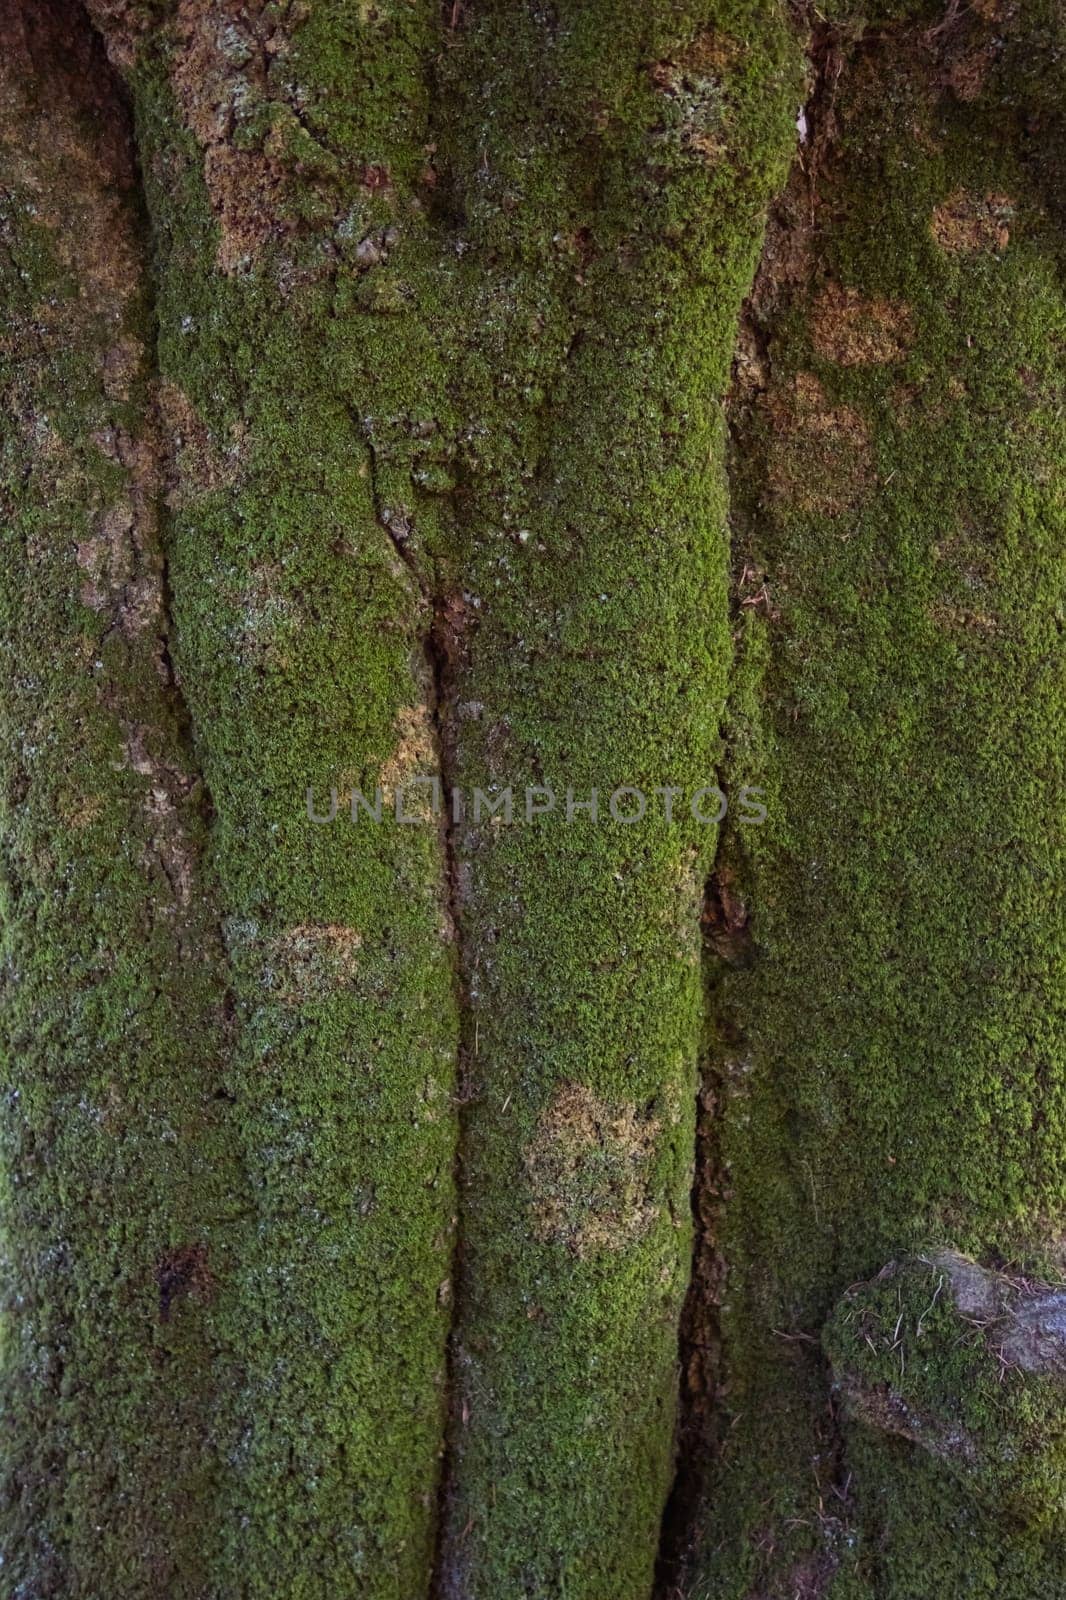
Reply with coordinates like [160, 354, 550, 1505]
[681, 4, 1066, 1596]
[429, 6, 799, 1596]
[0, 6, 233, 1593]
[4, 0, 1066, 1597]
[97, 3, 797, 1595]
[103, 4, 466, 1595]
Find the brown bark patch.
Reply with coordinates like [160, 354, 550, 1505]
[85, 0, 152, 69]
[931, 190, 1013, 254]
[809, 283, 914, 366]
[156, 1242, 213, 1322]
[945, 42, 996, 101]
[171, 0, 341, 273]
[380, 702, 437, 806]
[121, 723, 198, 906]
[157, 380, 246, 503]
[0, 3, 138, 312]
[701, 865, 751, 965]
[524, 1083, 661, 1259]
[928, 601, 998, 635]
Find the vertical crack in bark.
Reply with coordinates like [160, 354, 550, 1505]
[654, 18, 851, 1589]
[361, 426, 471, 1598]
[73, 0, 223, 872]
[653, 820, 743, 1600]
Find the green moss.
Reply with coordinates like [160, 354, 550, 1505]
[824, 1254, 1066, 1531]
[427, 3, 802, 1595]
[0, 16, 233, 1596]
[689, 5, 1066, 1596]
[113, 5, 469, 1594]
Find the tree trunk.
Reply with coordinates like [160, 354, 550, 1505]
[0, 2, 1062, 1598]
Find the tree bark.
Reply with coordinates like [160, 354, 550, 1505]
[667, 6, 1066, 1596]
[0, 2, 1063, 1598]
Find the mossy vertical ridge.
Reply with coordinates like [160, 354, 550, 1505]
[0, 5, 235, 1593]
[106, 3, 467, 1593]
[428, 5, 802, 1595]
[690, 4, 1066, 1594]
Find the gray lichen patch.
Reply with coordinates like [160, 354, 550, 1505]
[649, 28, 743, 163]
[226, 920, 364, 1004]
[524, 1083, 662, 1259]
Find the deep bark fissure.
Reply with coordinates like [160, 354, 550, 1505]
[362, 423, 473, 1595]
[654, 18, 859, 1584]
[652, 831, 735, 1600]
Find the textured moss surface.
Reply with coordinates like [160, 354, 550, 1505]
[824, 1251, 1066, 1533]
[4, 0, 1065, 1596]
[118, 4, 464, 1595]
[687, 4, 1066, 1596]
[430, 4, 800, 1596]
[0, 7, 233, 1594]
[114, 3, 797, 1595]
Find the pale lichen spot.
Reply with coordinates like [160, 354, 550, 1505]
[810, 283, 914, 366]
[259, 923, 363, 1003]
[648, 28, 741, 164]
[524, 1082, 661, 1259]
[232, 563, 296, 667]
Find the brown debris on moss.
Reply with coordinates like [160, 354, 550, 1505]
[931, 190, 1014, 254]
[379, 702, 437, 806]
[928, 600, 999, 635]
[524, 1083, 661, 1259]
[650, 27, 742, 92]
[809, 283, 914, 367]
[255, 922, 363, 1003]
[765, 373, 873, 516]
